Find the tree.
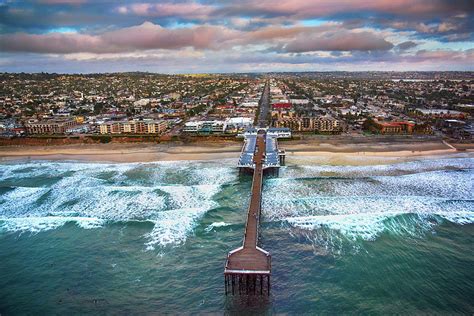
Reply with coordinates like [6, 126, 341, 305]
[93, 103, 104, 115]
[362, 117, 378, 133]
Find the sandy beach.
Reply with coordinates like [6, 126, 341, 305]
[1, 138, 473, 165]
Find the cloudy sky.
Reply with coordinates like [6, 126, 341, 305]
[0, 0, 473, 73]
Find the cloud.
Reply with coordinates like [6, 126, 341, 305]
[396, 41, 418, 50]
[376, 12, 473, 42]
[38, 0, 87, 4]
[0, 32, 103, 54]
[0, 21, 396, 54]
[116, 2, 214, 20]
[218, 0, 473, 19]
[282, 30, 394, 52]
[0, 22, 239, 53]
[4, 47, 472, 74]
[101, 22, 237, 50]
[414, 48, 474, 62]
[0, 0, 472, 72]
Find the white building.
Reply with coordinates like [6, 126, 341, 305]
[183, 120, 226, 133]
[225, 117, 253, 129]
[290, 99, 310, 105]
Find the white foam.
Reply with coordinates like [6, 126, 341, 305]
[0, 160, 236, 248]
[285, 213, 396, 240]
[145, 207, 213, 250]
[279, 157, 474, 179]
[1, 158, 472, 249]
[0, 216, 104, 233]
[0, 187, 50, 217]
[278, 196, 474, 240]
[263, 160, 474, 244]
[436, 210, 474, 225]
[205, 221, 230, 232]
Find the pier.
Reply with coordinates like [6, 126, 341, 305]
[225, 81, 285, 295]
[225, 129, 271, 295]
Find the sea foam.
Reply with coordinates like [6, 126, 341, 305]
[263, 158, 474, 246]
[0, 160, 237, 248]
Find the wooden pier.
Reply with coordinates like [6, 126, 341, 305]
[225, 129, 271, 295]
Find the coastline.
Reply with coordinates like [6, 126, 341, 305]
[0, 139, 473, 165]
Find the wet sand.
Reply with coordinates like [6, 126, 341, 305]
[0, 139, 472, 165]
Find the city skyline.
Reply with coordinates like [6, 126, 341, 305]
[0, 0, 473, 73]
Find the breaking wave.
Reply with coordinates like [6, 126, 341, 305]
[0, 160, 237, 249]
[263, 157, 474, 252]
[1, 156, 473, 253]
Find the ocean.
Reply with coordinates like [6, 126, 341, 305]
[0, 156, 473, 314]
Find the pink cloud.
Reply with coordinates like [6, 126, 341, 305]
[0, 22, 396, 54]
[235, 24, 394, 52]
[101, 22, 237, 50]
[0, 22, 239, 54]
[0, 32, 104, 54]
[38, 0, 87, 4]
[116, 2, 214, 19]
[221, 0, 470, 19]
[415, 49, 474, 61]
[283, 30, 394, 52]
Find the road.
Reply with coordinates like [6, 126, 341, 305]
[257, 81, 271, 128]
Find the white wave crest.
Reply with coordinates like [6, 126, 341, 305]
[263, 162, 474, 244]
[145, 207, 214, 250]
[0, 160, 235, 248]
[205, 221, 231, 232]
[0, 216, 105, 233]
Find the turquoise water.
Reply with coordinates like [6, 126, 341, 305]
[0, 156, 473, 314]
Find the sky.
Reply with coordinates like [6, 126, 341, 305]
[0, 0, 473, 73]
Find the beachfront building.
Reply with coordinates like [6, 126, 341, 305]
[225, 117, 253, 131]
[183, 117, 253, 134]
[267, 127, 292, 138]
[183, 120, 225, 134]
[273, 116, 344, 133]
[240, 127, 292, 138]
[66, 124, 90, 134]
[367, 119, 433, 135]
[25, 119, 77, 135]
[375, 121, 414, 134]
[99, 120, 168, 135]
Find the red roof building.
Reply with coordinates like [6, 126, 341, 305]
[375, 121, 415, 134]
[272, 103, 292, 110]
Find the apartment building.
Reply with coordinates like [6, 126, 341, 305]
[370, 120, 432, 135]
[273, 116, 343, 133]
[99, 120, 168, 134]
[183, 120, 225, 133]
[183, 117, 252, 134]
[25, 119, 77, 134]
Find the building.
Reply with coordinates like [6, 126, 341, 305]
[183, 118, 252, 134]
[99, 120, 168, 135]
[368, 119, 432, 135]
[415, 108, 467, 119]
[267, 127, 292, 138]
[66, 124, 90, 134]
[183, 120, 226, 134]
[25, 119, 77, 134]
[272, 103, 292, 111]
[273, 116, 343, 133]
[373, 121, 415, 134]
[225, 117, 253, 130]
[438, 119, 473, 140]
[289, 99, 310, 105]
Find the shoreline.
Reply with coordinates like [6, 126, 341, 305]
[0, 139, 473, 165]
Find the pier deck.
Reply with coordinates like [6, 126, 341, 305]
[225, 130, 271, 295]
